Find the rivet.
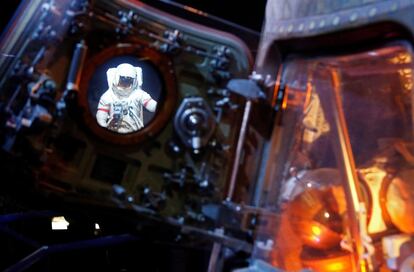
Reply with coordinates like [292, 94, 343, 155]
[333, 16, 340, 26]
[369, 7, 377, 17]
[350, 13, 358, 22]
[309, 21, 315, 30]
[319, 20, 325, 28]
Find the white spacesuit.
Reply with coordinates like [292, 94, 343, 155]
[96, 63, 157, 133]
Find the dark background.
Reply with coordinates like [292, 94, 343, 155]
[0, 0, 267, 35]
[159, 0, 266, 32]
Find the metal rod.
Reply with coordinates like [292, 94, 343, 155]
[49, 233, 139, 253]
[330, 69, 371, 271]
[4, 246, 48, 272]
[226, 100, 252, 201]
[207, 242, 222, 272]
[65, 40, 88, 92]
[317, 66, 367, 271]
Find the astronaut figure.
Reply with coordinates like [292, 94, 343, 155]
[96, 63, 157, 133]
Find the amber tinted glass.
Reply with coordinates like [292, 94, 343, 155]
[254, 42, 414, 271]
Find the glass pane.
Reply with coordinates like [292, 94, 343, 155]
[253, 41, 414, 272]
[337, 44, 414, 237]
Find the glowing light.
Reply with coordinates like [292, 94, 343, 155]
[324, 212, 330, 218]
[397, 68, 413, 92]
[183, 6, 207, 16]
[51, 216, 69, 230]
[389, 52, 412, 64]
[95, 223, 100, 230]
[281, 88, 288, 110]
[325, 262, 345, 271]
[306, 182, 312, 188]
[389, 53, 414, 92]
[311, 225, 322, 236]
[360, 260, 367, 272]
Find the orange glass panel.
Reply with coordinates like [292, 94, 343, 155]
[253, 41, 414, 271]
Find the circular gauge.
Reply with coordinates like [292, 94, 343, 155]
[78, 43, 177, 145]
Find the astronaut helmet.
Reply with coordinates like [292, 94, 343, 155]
[109, 63, 143, 98]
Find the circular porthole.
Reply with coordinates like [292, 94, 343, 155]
[78, 43, 177, 145]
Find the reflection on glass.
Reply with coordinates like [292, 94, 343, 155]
[254, 42, 414, 271]
[96, 63, 157, 133]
